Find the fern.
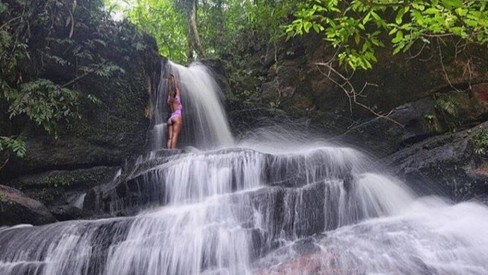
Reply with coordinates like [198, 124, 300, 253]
[473, 130, 488, 156]
[0, 136, 26, 158]
[435, 97, 459, 117]
[7, 79, 81, 135]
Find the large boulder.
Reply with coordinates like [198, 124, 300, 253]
[9, 166, 120, 221]
[0, 184, 56, 226]
[336, 98, 436, 157]
[384, 121, 488, 200]
[337, 84, 488, 158]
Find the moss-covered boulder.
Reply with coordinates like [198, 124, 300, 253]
[0, 184, 56, 226]
[384, 122, 488, 201]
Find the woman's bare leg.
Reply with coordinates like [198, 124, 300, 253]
[167, 122, 174, 149]
[170, 117, 182, 149]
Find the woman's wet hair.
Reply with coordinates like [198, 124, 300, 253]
[168, 74, 177, 97]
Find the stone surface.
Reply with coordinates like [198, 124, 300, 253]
[336, 98, 437, 157]
[229, 32, 488, 136]
[7, 166, 120, 220]
[83, 149, 184, 215]
[336, 88, 488, 158]
[0, 2, 161, 222]
[384, 122, 488, 200]
[0, 184, 56, 226]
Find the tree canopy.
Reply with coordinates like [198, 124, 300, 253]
[122, 0, 296, 63]
[286, 0, 488, 70]
[118, 0, 488, 69]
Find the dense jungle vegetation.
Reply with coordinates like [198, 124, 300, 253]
[2, 0, 488, 166]
[0, 0, 150, 169]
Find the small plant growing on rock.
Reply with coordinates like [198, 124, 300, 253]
[435, 97, 459, 118]
[0, 192, 6, 203]
[0, 136, 26, 170]
[424, 113, 441, 132]
[473, 129, 488, 156]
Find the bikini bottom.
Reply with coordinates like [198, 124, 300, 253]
[168, 110, 182, 124]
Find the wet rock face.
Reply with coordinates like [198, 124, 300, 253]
[384, 121, 488, 200]
[335, 98, 437, 157]
[5, 166, 120, 221]
[231, 32, 488, 121]
[84, 148, 346, 214]
[83, 147, 376, 254]
[2, 60, 152, 179]
[336, 85, 488, 158]
[0, 2, 161, 221]
[83, 150, 184, 215]
[0, 185, 56, 226]
[474, 83, 488, 103]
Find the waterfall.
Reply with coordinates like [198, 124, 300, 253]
[152, 61, 234, 150]
[2, 61, 488, 275]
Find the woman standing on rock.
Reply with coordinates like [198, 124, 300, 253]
[166, 74, 183, 149]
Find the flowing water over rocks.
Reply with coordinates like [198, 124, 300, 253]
[2, 62, 488, 275]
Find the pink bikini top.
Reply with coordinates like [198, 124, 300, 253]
[167, 95, 183, 111]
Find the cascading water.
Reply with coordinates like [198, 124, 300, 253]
[152, 61, 233, 150]
[2, 62, 488, 275]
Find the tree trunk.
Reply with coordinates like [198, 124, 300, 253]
[187, 0, 205, 61]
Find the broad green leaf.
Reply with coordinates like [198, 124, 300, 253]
[441, 0, 464, 8]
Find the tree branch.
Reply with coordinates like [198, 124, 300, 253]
[0, 16, 22, 30]
[0, 155, 10, 171]
[436, 37, 465, 93]
[61, 60, 107, 88]
[315, 61, 404, 127]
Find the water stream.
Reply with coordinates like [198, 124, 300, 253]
[1, 62, 488, 275]
[152, 61, 234, 150]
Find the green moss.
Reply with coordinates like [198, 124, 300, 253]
[45, 168, 112, 188]
[31, 188, 61, 206]
[435, 96, 459, 118]
[46, 174, 76, 188]
[0, 191, 6, 202]
[473, 128, 488, 156]
[432, 92, 469, 132]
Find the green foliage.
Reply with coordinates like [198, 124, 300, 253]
[286, 0, 488, 70]
[473, 129, 488, 156]
[205, 0, 296, 57]
[122, 0, 297, 62]
[0, 0, 137, 169]
[46, 174, 75, 188]
[127, 0, 188, 63]
[4, 79, 81, 135]
[0, 136, 26, 159]
[435, 96, 459, 118]
[0, 191, 6, 202]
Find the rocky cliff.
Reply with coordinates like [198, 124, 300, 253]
[0, 0, 161, 224]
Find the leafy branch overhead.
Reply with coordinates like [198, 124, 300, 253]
[0, 136, 25, 170]
[286, 0, 488, 70]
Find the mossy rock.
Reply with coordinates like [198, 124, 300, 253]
[0, 184, 56, 226]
